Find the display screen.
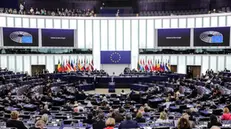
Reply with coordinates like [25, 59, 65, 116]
[158, 29, 190, 47]
[194, 27, 230, 46]
[42, 29, 74, 47]
[3, 28, 38, 46]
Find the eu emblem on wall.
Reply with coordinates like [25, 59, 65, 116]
[101, 51, 131, 64]
[110, 52, 122, 63]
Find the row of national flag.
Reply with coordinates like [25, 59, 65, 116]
[137, 59, 171, 72]
[57, 59, 94, 72]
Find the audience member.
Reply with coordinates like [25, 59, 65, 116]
[221, 107, 231, 120]
[41, 114, 49, 124]
[177, 117, 191, 129]
[181, 113, 195, 128]
[208, 115, 222, 128]
[1, 7, 95, 17]
[83, 113, 94, 124]
[138, 107, 145, 114]
[118, 114, 139, 129]
[39, 105, 50, 115]
[93, 113, 105, 129]
[111, 111, 124, 123]
[73, 103, 79, 113]
[87, 101, 93, 107]
[210, 126, 221, 129]
[31, 120, 45, 129]
[30, 7, 34, 14]
[6, 111, 27, 129]
[156, 111, 169, 123]
[105, 118, 115, 129]
[134, 112, 145, 123]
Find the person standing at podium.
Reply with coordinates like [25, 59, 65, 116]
[109, 72, 115, 93]
[93, 74, 97, 87]
[111, 72, 115, 82]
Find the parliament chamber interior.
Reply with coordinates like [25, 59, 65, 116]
[1, 0, 231, 129]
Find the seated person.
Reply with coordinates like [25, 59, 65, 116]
[156, 111, 169, 123]
[221, 107, 231, 120]
[93, 113, 105, 129]
[138, 107, 145, 114]
[30, 120, 45, 129]
[64, 102, 72, 111]
[6, 111, 27, 129]
[118, 114, 139, 129]
[208, 115, 222, 128]
[73, 102, 84, 112]
[134, 112, 145, 123]
[87, 101, 93, 107]
[177, 117, 191, 129]
[174, 90, 180, 100]
[39, 105, 50, 115]
[83, 113, 94, 124]
[105, 118, 116, 129]
[111, 111, 124, 123]
[41, 114, 49, 124]
[181, 113, 195, 128]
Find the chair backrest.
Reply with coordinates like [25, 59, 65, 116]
[198, 117, 210, 122]
[154, 126, 170, 129]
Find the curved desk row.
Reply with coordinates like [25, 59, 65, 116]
[44, 73, 186, 88]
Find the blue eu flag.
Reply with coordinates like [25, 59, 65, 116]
[101, 51, 131, 64]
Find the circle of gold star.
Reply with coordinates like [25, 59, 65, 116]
[110, 52, 121, 63]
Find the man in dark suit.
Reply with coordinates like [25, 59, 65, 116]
[93, 113, 105, 129]
[6, 111, 27, 129]
[118, 114, 139, 129]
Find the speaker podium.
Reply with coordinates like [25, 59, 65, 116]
[108, 82, 115, 93]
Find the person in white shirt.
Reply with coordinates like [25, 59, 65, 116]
[87, 101, 93, 107]
[19, 3, 24, 11]
[30, 7, 34, 14]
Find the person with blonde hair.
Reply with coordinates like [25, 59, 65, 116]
[138, 107, 145, 114]
[177, 117, 191, 129]
[156, 111, 169, 123]
[105, 118, 115, 129]
[41, 114, 49, 124]
[210, 126, 221, 129]
[221, 107, 231, 120]
[34, 120, 45, 129]
[135, 112, 145, 123]
[6, 111, 27, 129]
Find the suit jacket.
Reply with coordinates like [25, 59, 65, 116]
[83, 118, 95, 124]
[39, 109, 50, 115]
[207, 122, 222, 128]
[135, 117, 146, 123]
[93, 120, 105, 129]
[6, 119, 27, 129]
[118, 120, 139, 129]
